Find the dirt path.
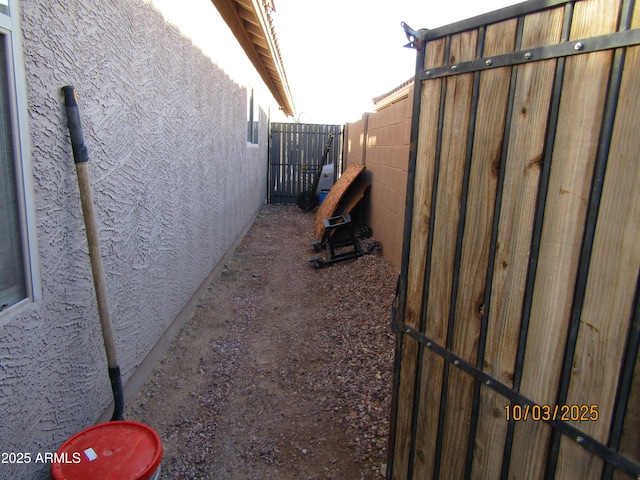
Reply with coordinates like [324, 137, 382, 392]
[127, 204, 397, 479]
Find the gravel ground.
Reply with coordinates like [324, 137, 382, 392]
[127, 204, 398, 479]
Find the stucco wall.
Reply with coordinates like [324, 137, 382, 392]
[344, 87, 413, 272]
[0, 1, 270, 478]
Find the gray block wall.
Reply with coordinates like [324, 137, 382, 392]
[0, 1, 269, 478]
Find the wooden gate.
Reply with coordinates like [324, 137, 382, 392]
[389, 0, 640, 478]
[268, 123, 342, 204]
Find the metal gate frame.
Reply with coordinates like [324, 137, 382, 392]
[389, 0, 640, 478]
[268, 123, 342, 205]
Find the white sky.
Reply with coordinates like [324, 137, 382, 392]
[271, 0, 525, 124]
[151, 0, 525, 125]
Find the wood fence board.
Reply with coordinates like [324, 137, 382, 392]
[405, 37, 446, 333]
[520, 6, 565, 50]
[424, 31, 478, 345]
[482, 6, 563, 398]
[419, 43, 476, 344]
[392, 37, 446, 479]
[512, 0, 619, 474]
[569, 0, 621, 39]
[486, 8, 564, 479]
[414, 30, 478, 479]
[473, 384, 509, 478]
[615, 351, 640, 480]
[413, 348, 446, 478]
[390, 336, 420, 480]
[390, 1, 640, 478]
[557, 42, 640, 479]
[454, 18, 518, 479]
[491, 62, 557, 480]
[516, 50, 611, 475]
[527, 53, 612, 478]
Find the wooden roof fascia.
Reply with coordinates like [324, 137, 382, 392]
[248, 0, 294, 114]
[234, 0, 254, 9]
[236, 4, 260, 27]
[210, 0, 294, 116]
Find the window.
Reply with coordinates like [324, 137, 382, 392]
[247, 87, 258, 144]
[0, 0, 38, 313]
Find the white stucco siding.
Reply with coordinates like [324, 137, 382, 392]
[0, 1, 270, 478]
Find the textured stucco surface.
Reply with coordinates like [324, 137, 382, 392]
[0, 1, 269, 478]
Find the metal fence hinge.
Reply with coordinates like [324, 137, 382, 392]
[402, 22, 421, 49]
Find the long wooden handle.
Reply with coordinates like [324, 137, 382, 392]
[74, 162, 118, 368]
[63, 85, 124, 420]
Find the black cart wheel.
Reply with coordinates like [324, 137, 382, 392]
[367, 241, 383, 255]
[309, 256, 324, 269]
[296, 191, 318, 212]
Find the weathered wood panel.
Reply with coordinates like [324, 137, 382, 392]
[510, 0, 619, 476]
[391, 36, 446, 480]
[557, 40, 640, 480]
[484, 10, 565, 479]
[389, 0, 640, 478]
[313, 163, 365, 239]
[458, 18, 519, 480]
[612, 13, 640, 480]
[414, 29, 478, 479]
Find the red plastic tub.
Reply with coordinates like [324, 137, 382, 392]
[51, 421, 162, 480]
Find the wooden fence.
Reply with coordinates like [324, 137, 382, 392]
[389, 0, 640, 478]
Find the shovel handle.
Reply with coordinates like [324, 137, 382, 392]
[63, 85, 124, 420]
[62, 86, 89, 164]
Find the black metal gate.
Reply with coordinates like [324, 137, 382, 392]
[268, 123, 342, 204]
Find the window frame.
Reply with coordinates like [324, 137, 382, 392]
[0, 0, 41, 318]
[246, 86, 258, 145]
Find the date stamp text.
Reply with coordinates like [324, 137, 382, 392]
[1, 452, 81, 465]
[505, 404, 599, 422]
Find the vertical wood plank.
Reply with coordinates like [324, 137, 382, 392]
[438, 19, 517, 480]
[391, 37, 446, 480]
[427, 18, 518, 479]
[483, 4, 563, 393]
[614, 349, 640, 480]
[391, 336, 419, 480]
[478, 7, 563, 479]
[557, 43, 640, 479]
[404, 37, 446, 334]
[425, 29, 478, 479]
[515, 50, 612, 479]
[423, 30, 478, 346]
[512, 0, 621, 476]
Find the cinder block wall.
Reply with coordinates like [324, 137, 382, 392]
[0, 2, 269, 478]
[344, 114, 368, 167]
[344, 86, 413, 272]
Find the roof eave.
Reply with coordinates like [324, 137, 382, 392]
[211, 0, 295, 116]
